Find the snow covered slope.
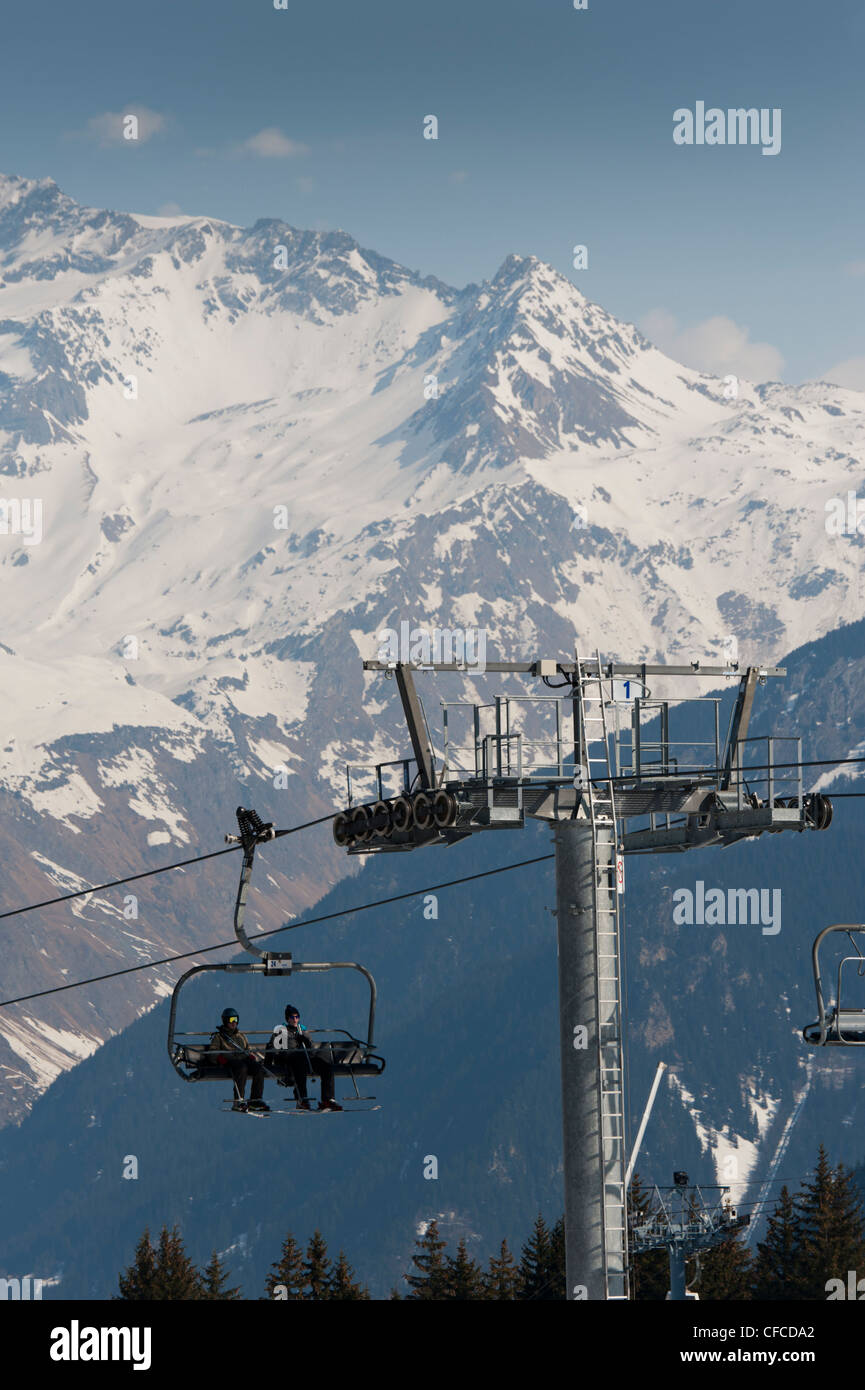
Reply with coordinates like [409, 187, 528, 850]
[0, 171, 862, 1122]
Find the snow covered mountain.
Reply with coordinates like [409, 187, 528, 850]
[0, 170, 863, 1123]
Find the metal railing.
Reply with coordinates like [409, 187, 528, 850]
[614, 697, 724, 781]
[345, 756, 419, 807]
[623, 734, 803, 842]
[728, 735, 802, 811]
[441, 695, 578, 781]
[343, 694, 802, 820]
[440, 693, 728, 787]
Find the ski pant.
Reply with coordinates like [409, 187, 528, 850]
[226, 1057, 264, 1102]
[268, 1050, 335, 1103]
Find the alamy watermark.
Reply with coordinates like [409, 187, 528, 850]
[672, 881, 781, 935]
[0, 498, 43, 546]
[673, 103, 781, 157]
[50, 1322, 151, 1370]
[0, 1275, 43, 1299]
[826, 1271, 865, 1299]
[825, 492, 865, 535]
[377, 622, 487, 672]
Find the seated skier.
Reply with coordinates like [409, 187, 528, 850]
[206, 1007, 270, 1113]
[266, 1003, 342, 1112]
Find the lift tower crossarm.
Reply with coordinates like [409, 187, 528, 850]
[364, 660, 785, 678]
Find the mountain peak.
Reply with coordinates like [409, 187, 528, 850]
[0, 173, 67, 226]
[493, 251, 540, 279]
[490, 251, 585, 302]
[0, 172, 59, 206]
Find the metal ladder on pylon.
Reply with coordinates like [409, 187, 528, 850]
[575, 646, 629, 1300]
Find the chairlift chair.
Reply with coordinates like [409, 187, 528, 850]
[166, 808, 385, 1111]
[803, 923, 865, 1046]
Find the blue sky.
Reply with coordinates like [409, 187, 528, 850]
[4, 0, 864, 384]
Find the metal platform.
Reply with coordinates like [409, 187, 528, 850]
[336, 659, 827, 856]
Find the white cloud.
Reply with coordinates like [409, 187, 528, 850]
[820, 357, 865, 391]
[156, 201, 183, 216]
[641, 308, 784, 382]
[81, 107, 167, 146]
[238, 128, 309, 159]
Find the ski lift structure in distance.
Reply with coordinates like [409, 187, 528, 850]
[803, 923, 865, 1046]
[166, 808, 385, 1111]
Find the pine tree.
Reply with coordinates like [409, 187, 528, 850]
[695, 1234, 753, 1300]
[302, 1230, 331, 1300]
[200, 1249, 241, 1300]
[117, 1228, 158, 1300]
[405, 1220, 449, 1299]
[328, 1250, 370, 1300]
[793, 1146, 865, 1299]
[152, 1226, 201, 1300]
[549, 1217, 566, 1300]
[628, 1173, 668, 1300]
[752, 1186, 799, 1300]
[483, 1239, 520, 1300]
[442, 1238, 485, 1299]
[519, 1214, 558, 1300]
[265, 1232, 306, 1301]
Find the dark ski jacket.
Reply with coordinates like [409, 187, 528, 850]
[206, 1026, 253, 1064]
[266, 1022, 311, 1052]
